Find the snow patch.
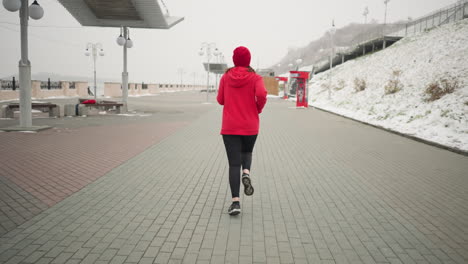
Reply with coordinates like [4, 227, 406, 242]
[309, 20, 468, 152]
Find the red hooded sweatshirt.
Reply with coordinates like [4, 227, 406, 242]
[217, 67, 267, 135]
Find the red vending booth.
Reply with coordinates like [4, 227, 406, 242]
[289, 71, 310, 108]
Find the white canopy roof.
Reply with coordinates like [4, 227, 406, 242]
[57, 0, 184, 29]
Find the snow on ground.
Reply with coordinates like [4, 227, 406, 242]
[309, 19, 468, 152]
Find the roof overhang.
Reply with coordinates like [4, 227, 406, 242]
[57, 0, 184, 29]
[203, 63, 228, 74]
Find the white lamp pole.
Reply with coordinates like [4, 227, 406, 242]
[287, 63, 294, 97]
[177, 68, 186, 87]
[214, 51, 223, 92]
[384, 0, 390, 25]
[3, 0, 44, 129]
[116, 26, 133, 112]
[85, 43, 104, 100]
[199, 42, 218, 103]
[363, 6, 369, 24]
[295, 58, 303, 71]
[329, 20, 336, 99]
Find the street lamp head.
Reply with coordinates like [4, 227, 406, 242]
[384, 0, 390, 4]
[116, 35, 126, 46]
[198, 49, 204, 56]
[296, 58, 303, 65]
[125, 38, 133, 48]
[3, 0, 21, 12]
[99, 49, 105, 56]
[85, 49, 90, 56]
[29, 0, 44, 20]
[288, 63, 293, 68]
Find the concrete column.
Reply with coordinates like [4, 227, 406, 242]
[122, 26, 128, 112]
[19, 0, 32, 128]
[341, 55, 344, 64]
[383, 39, 387, 49]
[362, 46, 366, 55]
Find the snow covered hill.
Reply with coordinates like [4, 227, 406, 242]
[308, 19, 468, 153]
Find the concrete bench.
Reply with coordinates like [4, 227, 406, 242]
[1, 103, 60, 118]
[76, 102, 124, 116]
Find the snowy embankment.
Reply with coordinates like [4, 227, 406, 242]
[309, 19, 468, 152]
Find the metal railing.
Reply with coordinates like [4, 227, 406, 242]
[314, 0, 467, 71]
[393, 0, 468, 37]
[1, 78, 19, 90]
[40, 79, 62, 90]
[354, 0, 467, 45]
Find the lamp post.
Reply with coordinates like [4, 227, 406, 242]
[3, 0, 44, 129]
[198, 42, 219, 103]
[85, 43, 104, 100]
[329, 20, 336, 99]
[363, 6, 369, 24]
[191, 72, 197, 90]
[383, 0, 390, 48]
[384, 0, 390, 25]
[214, 51, 223, 92]
[295, 58, 303, 71]
[177, 68, 186, 87]
[116, 26, 133, 112]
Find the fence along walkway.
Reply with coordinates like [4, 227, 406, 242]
[314, 0, 468, 74]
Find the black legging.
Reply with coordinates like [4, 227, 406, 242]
[222, 135, 258, 198]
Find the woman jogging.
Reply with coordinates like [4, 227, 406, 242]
[216, 46, 268, 215]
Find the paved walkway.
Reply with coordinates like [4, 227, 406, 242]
[0, 94, 467, 264]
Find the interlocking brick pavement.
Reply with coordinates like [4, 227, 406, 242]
[0, 95, 467, 264]
[0, 92, 214, 237]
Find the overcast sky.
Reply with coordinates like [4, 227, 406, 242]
[0, 0, 457, 84]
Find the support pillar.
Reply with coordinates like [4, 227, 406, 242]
[19, 0, 32, 128]
[122, 26, 128, 112]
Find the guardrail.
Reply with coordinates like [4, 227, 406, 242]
[314, 0, 467, 72]
[1, 78, 19, 90]
[352, 0, 467, 46]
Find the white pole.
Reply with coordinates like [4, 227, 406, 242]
[384, 3, 388, 25]
[93, 46, 97, 100]
[19, 0, 32, 128]
[206, 57, 210, 102]
[122, 26, 128, 112]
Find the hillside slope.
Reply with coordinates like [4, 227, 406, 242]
[273, 22, 405, 74]
[309, 19, 468, 152]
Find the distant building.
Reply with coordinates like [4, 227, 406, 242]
[257, 69, 275, 77]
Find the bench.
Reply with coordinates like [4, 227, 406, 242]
[76, 102, 124, 116]
[1, 103, 60, 118]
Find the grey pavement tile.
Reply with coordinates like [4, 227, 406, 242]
[0, 97, 468, 264]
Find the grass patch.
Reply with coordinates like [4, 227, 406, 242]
[384, 70, 403, 95]
[424, 76, 459, 102]
[354, 78, 367, 93]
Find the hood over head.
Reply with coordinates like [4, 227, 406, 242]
[224, 67, 257, 88]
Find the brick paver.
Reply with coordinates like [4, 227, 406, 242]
[0, 95, 467, 264]
[0, 92, 214, 237]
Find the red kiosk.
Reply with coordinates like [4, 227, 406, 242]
[275, 77, 289, 99]
[290, 71, 310, 108]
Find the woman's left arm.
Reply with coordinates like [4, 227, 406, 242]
[255, 76, 267, 113]
[217, 75, 225, 105]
